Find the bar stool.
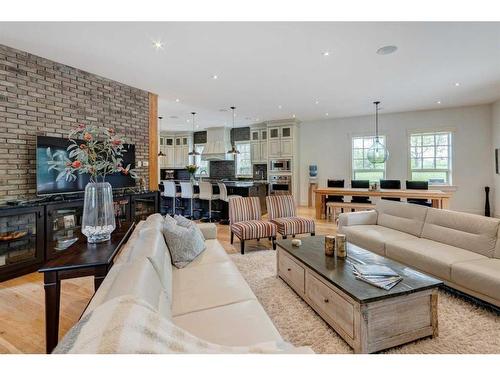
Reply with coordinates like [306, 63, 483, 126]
[162, 180, 181, 215]
[217, 182, 241, 225]
[180, 181, 200, 219]
[199, 181, 220, 222]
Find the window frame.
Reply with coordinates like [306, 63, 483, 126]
[351, 134, 387, 182]
[408, 130, 453, 186]
[193, 144, 210, 177]
[234, 141, 253, 177]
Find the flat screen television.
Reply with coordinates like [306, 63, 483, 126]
[36, 135, 136, 196]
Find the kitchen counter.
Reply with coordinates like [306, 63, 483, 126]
[164, 179, 268, 187]
[159, 179, 269, 216]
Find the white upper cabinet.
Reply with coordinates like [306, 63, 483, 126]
[159, 133, 192, 168]
[266, 125, 294, 158]
[250, 127, 268, 163]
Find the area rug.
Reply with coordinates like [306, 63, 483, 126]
[229, 250, 500, 354]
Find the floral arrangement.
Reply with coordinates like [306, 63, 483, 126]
[185, 164, 198, 174]
[47, 123, 138, 183]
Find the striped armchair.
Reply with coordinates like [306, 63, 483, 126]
[266, 195, 315, 239]
[229, 197, 277, 254]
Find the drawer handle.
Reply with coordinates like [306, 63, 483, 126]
[287, 268, 291, 272]
[323, 298, 329, 303]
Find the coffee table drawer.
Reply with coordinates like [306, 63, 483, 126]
[306, 273, 354, 338]
[279, 250, 305, 295]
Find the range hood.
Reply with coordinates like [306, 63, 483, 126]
[201, 126, 234, 161]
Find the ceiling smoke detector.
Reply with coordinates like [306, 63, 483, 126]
[376, 45, 398, 55]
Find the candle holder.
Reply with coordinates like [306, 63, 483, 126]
[336, 234, 347, 258]
[325, 235, 335, 257]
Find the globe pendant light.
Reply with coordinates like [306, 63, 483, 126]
[367, 101, 389, 164]
[227, 106, 240, 155]
[157, 116, 165, 156]
[188, 112, 200, 156]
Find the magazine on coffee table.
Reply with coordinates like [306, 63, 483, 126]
[352, 264, 403, 290]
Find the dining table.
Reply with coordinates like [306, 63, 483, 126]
[314, 187, 453, 219]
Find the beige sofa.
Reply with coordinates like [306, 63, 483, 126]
[55, 214, 311, 353]
[338, 200, 500, 307]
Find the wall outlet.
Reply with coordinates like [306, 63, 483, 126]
[143, 161, 149, 167]
[137, 161, 142, 167]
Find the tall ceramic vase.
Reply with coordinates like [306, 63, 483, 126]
[82, 182, 116, 243]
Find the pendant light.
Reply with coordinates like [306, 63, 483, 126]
[188, 112, 200, 156]
[227, 106, 240, 155]
[367, 101, 389, 164]
[157, 116, 165, 157]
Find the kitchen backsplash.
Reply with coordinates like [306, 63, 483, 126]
[209, 160, 236, 180]
[253, 164, 267, 180]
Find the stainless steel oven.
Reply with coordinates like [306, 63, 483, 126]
[270, 159, 291, 172]
[269, 175, 292, 195]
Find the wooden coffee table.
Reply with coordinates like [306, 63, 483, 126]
[276, 236, 443, 353]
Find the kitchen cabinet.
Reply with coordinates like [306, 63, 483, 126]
[250, 128, 268, 163]
[267, 125, 293, 158]
[159, 133, 192, 168]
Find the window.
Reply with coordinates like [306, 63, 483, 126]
[193, 144, 209, 177]
[235, 142, 252, 176]
[351, 136, 386, 181]
[409, 131, 452, 185]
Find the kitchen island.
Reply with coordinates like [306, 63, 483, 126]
[159, 179, 269, 219]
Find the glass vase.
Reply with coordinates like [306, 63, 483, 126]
[82, 182, 116, 243]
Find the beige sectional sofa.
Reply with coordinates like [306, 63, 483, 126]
[338, 200, 500, 307]
[55, 214, 311, 353]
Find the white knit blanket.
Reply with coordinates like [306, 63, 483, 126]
[54, 295, 312, 354]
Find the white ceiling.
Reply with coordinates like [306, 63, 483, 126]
[1, 22, 500, 131]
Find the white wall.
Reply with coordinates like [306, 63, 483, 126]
[298, 104, 493, 215]
[492, 100, 500, 217]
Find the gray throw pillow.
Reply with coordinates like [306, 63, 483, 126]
[162, 222, 206, 268]
[173, 214, 205, 241]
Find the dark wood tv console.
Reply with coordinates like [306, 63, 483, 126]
[0, 190, 159, 282]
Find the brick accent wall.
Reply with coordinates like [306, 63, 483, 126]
[0, 44, 151, 202]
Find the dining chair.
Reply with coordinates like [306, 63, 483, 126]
[350, 180, 371, 204]
[380, 179, 401, 201]
[406, 180, 432, 206]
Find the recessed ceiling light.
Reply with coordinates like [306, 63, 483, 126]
[245, 117, 252, 120]
[436, 101, 442, 104]
[322, 51, 330, 57]
[212, 75, 218, 80]
[152, 40, 164, 50]
[186, 119, 190, 123]
[292, 114, 296, 118]
[175, 98, 180, 103]
[315, 100, 320, 105]
[455, 82, 460, 87]
[278, 105, 282, 109]
[376, 45, 398, 55]
[169, 115, 179, 119]
[255, 118, 260, 121]
[219, 109, 228, 112]
[325, 112, 329, 116]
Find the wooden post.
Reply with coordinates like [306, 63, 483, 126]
[148, 93, 159, 191]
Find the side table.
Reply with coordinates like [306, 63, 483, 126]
[38, 221, 135, 353]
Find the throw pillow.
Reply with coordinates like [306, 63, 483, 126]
[174, 214, 205, 240]
[162, 222, 206, 268]
[164, 214, 177, 226]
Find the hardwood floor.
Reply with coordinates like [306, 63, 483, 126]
[0, 206, 336, 354]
